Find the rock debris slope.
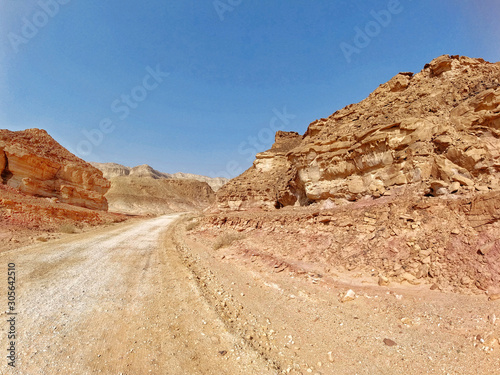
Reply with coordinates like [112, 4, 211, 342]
[216, 55, 500, 209]
[0, 128, 110, 210]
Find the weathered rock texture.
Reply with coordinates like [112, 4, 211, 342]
[201, 189, 500, 294]
[0, 129, 110, 210]
[216, 55, 500, 209]
[91, 162, 228, 191]
[216, 131, 303, 210]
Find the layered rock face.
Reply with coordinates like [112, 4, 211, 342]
[0, 129, 110, 210]
[216, 131, 302, 210]
[217, 55, 500, 209]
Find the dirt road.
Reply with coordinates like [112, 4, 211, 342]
[0, 215, 275, 375]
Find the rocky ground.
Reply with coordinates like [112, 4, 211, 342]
[0, 183, 127, 252]
[1, 215, 275, 375]
[202, 186, 500, 296]
[180, 214, 500, 374]
[4, 214, 499, 375]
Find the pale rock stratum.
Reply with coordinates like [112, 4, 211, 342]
[0, 128, 109, 210]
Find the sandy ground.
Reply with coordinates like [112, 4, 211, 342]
[0, 215, 274, 375]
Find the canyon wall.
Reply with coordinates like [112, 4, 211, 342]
[0, 129, 110, 210]
[216, 55, 500, 209]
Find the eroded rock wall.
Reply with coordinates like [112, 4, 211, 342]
[216, 131, 303, 210]
[217, 55, 500, 209]
[0, 129, 110, 210]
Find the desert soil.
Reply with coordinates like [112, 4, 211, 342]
[1, 215, 499, 375]
[181, 216, 500, 375]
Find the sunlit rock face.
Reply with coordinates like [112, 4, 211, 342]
[216, 55, 500, 210]
[0, 128, 110, 210]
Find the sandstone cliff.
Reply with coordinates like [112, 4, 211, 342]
[0, 129, 110, 210]
[216, 55, 500, 209]
[216, 131, 303, 210]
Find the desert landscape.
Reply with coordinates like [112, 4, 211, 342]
[1, 53, 500, 374]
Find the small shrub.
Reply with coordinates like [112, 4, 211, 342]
[213, 232, 244, 250]
[59, 224, 77, 234]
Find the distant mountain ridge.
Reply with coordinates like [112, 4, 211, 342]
[90, 162, 228, 192]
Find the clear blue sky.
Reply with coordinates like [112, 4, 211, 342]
[1, 0, 499, 178]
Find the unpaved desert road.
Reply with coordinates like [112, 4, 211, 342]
[0, 215, 275, 375]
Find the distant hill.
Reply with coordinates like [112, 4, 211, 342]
[90, 162, 227, 215]
[103, 176, 215, 215]
[90, 162, 228, 191]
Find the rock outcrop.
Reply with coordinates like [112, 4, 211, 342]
[0, 129, 110, 210]
[216, 55, 500, 209]
[91, 162, 228, 191]
[216, 131, 302, 210]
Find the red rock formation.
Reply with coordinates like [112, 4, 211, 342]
[0, 129, 110, 210]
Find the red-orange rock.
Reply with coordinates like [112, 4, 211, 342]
[0, 129, 110, 210]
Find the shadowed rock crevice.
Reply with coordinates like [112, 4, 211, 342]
[0, 151, 13, 184]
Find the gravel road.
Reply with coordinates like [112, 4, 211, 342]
[0, 215, 274, 375]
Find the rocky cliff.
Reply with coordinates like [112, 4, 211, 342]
[216, 131, 303, 210]
[216, 55, 500, 209]
[0, 129, 110, 210]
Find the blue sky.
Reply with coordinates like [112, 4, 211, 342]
[1, 0, 499, 177]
